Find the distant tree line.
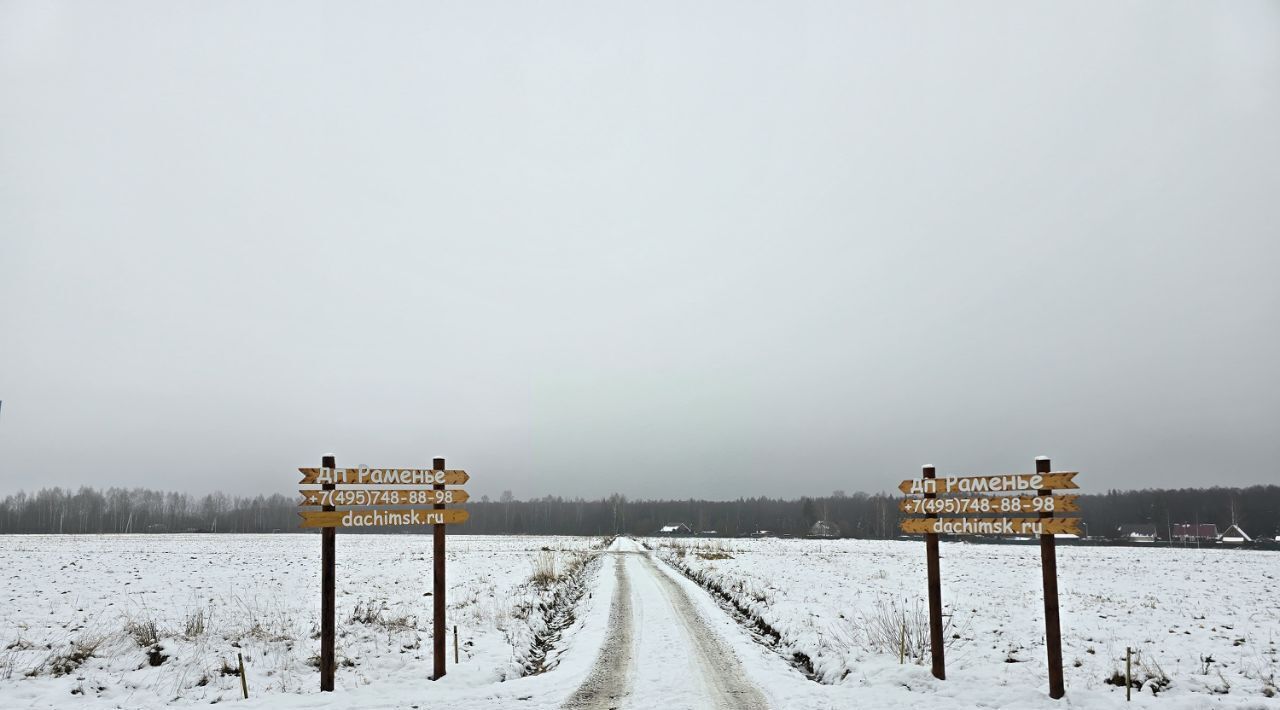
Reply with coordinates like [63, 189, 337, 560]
[0, 485, 1277, 539]
[1081, 485, 1280, 541]
[0, 488, 295, 534]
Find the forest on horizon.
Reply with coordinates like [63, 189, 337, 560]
[0, 484, 1277, 540]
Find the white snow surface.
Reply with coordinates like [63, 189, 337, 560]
[0, 534, 608, 709]
[648, 537, 1280, 708]
[1, 534, 1278, 709]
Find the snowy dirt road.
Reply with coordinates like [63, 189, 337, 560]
[564, 539, 770, 710]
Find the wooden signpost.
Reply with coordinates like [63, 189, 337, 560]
[899, 457, 1078, 700]
[299, 455, 469, 691]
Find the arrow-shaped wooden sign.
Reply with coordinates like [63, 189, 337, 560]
[299, 467, 469, 486]
[899, 495, 1080, 516]
[299, 489, 469, 507]
[299, 508, 470, 529]
[898, 472, 1078, 495]
[899, 517, 1081, 536]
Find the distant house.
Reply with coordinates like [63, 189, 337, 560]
[807, 520, 840, 539]
[1117, 524, 1158, 543]
[695, 530, 719, 537]
[1171, 523, 1218, 543]
[1218, 524, 1252, 544]
[748, 530, 776, 538]
[656, 523, 692, 536]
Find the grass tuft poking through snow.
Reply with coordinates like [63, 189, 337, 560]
[181, 607, 207, 640]
[530, 550, 558, 586]
[842, 596, 968, 666]
[125, 618, 161, 648]
[29, 632, 105, 678]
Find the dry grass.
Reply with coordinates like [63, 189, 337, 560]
[28, 633, 105, 678]
[230, 592, 296, 642]
[842, 597, 967, 665]
[530, 551, 558, 586]
[662, 540, 735, 560]
[125, 618, 160, 648]
[182, 607, 208, 639]
[349, 599, 417, 632]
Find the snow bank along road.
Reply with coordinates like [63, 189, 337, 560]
[563, 538, 769, 710]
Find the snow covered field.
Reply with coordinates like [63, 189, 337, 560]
[0, 534, 605, 709]
[1, 534, 1277, 709]
[650, 537, 1280, 708]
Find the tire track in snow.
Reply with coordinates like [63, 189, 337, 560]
[562, 554, 633, 709]
[639, 553, 770, 710]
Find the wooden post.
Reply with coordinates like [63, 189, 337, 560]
[238, 652, 248, 699]
[320, 454, 336, 692]
[1038, 456, 1065, 699]
[431, 456, 447, 680]
[454, 624, 459, 664]
[923, 465, 945, 680]
[1125, 647, 1132, 701]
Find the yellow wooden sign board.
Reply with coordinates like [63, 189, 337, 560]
[298, 467, 469, 486]
[299, 508, 470, 529]
[299, 489, 469, 507]
[898, 472, 1078, 495]
[899, 517, 1081, 536]
[899, 495, 1079, 516]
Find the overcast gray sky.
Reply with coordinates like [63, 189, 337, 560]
[1, 1, 1278, 500]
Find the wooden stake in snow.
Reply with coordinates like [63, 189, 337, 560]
[454, 625, 459, 664]
[238, 652, 248, 699]
[1126, 647, 1132, 701]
